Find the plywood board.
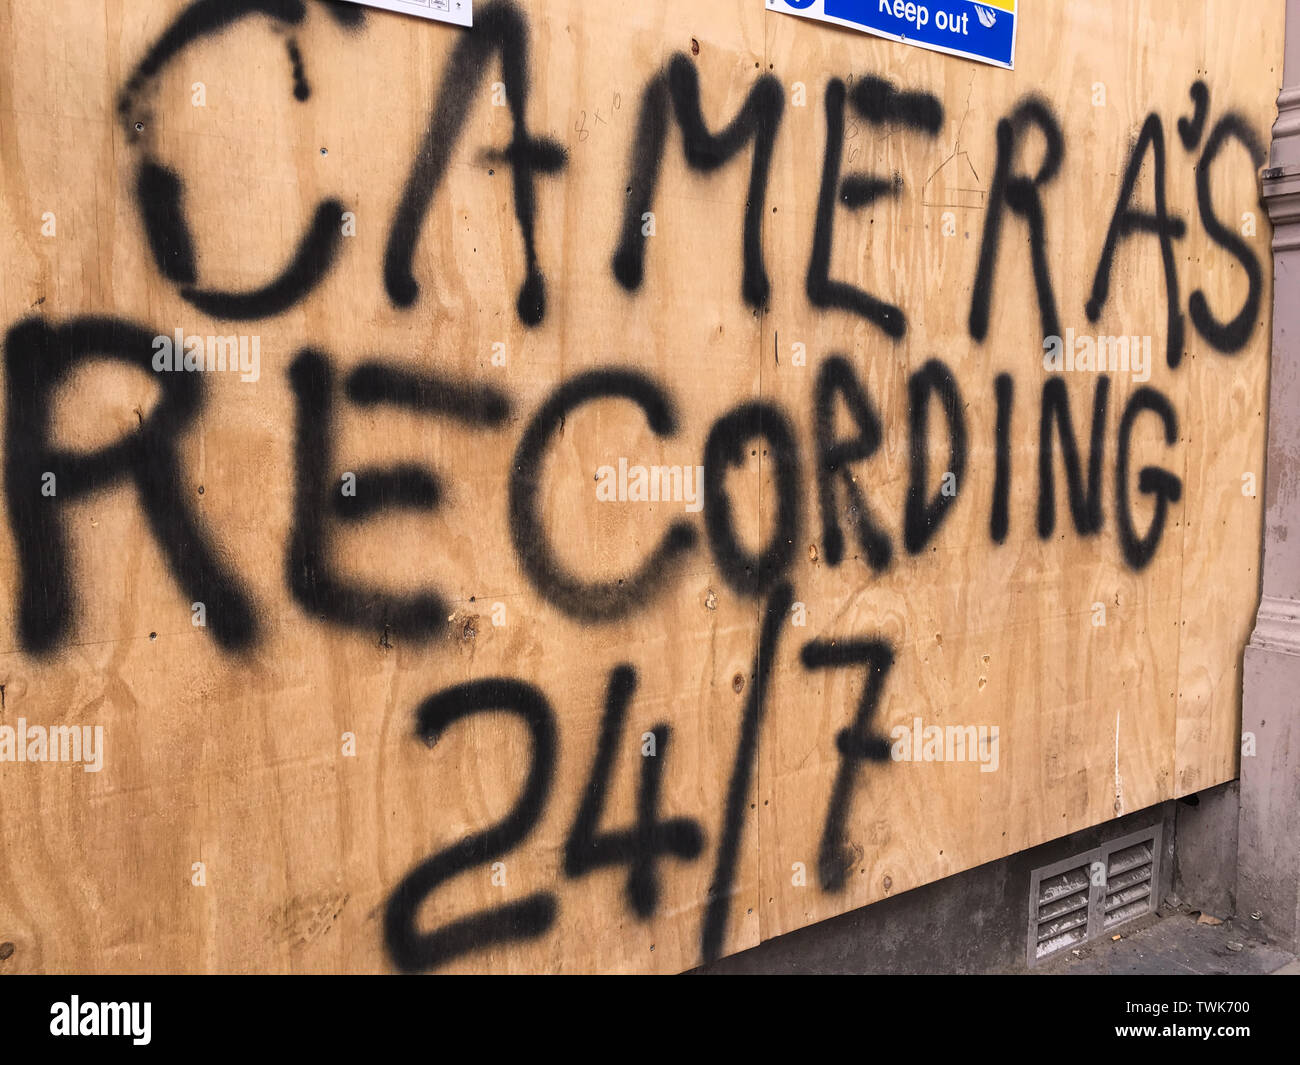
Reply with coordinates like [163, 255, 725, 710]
[0, 0, 1282, 973]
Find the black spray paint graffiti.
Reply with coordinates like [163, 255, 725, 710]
[113, 0, 1263, 360]
[1115, 388, 1183, 570]
[118, 0, 568, 326]
[814, 354, 892, 570]
[700, 580, 794, 963]
[613, 54, 784, 311]
[385, 662, 711, 973]
[384, 678, 559, 975]
[508, 370, 697, 622]
[1086, 114, 1186, 370]
[1038, 375, 1109, 539]
[807, 77, 943, 338]
[119, 0, 352, 320]
[904, 359, 968, 555]
[384, 0, 567, 324]
[1189, 111, 1268, 353]
[0, 314, 1190, 667]
[108, 0, 1268, 356]
[968, 97, 1064, 347]
[990, 373, 1014, 544]
[1087, 82, 1268, 367]
[702, 403, 803, 598]
[800, 638, 894, 893]
[4, 317, 258, 654]
[3, 0, 1268, 973]
[381, 587, 901, 970]
[288, 350, 511, 639]
[563, 665, 704, 919]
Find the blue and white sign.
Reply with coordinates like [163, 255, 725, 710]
[767, 0, 1017, 70]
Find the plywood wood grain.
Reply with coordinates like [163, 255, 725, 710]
[0, 0, 1281, 973]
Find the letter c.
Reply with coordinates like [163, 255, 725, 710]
[509, 369, 697, 621]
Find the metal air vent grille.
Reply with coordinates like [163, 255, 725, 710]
[1027, 825, 1162, 965]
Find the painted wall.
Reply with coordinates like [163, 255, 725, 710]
[0, 0, 1282, 973]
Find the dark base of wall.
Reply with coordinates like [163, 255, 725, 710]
[1172, 780, 1239, 919]
[693, 801, 1201, 974]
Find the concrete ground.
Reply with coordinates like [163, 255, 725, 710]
[1034, 906, 1299, 975]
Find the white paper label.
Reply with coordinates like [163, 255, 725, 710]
[338, 0, 472, 28]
